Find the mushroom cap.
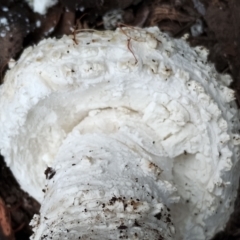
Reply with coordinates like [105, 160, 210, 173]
[0, 27, 240, 239]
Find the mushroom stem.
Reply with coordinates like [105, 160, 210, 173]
[31, 124, 178, 239]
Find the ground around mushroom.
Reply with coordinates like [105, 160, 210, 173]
[0, 0, 240, 239]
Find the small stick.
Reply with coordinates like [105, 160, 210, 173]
[118, 23, 138, 64]
[72, 13, 89, 45]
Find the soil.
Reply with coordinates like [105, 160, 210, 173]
[0, 0, 240, 239]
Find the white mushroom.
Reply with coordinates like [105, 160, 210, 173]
[0, 27, 239, 240]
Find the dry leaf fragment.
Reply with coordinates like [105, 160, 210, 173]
[0, 198, 14, 240]
[150, 4, 196, 24]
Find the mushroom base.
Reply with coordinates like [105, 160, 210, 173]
[30, 132, 178, 240]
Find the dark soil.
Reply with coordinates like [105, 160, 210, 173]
[0, 0, 240, 239]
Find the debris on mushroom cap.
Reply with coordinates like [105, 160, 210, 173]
[0, 27, 240, 239]
[25, 0, 58, 14]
